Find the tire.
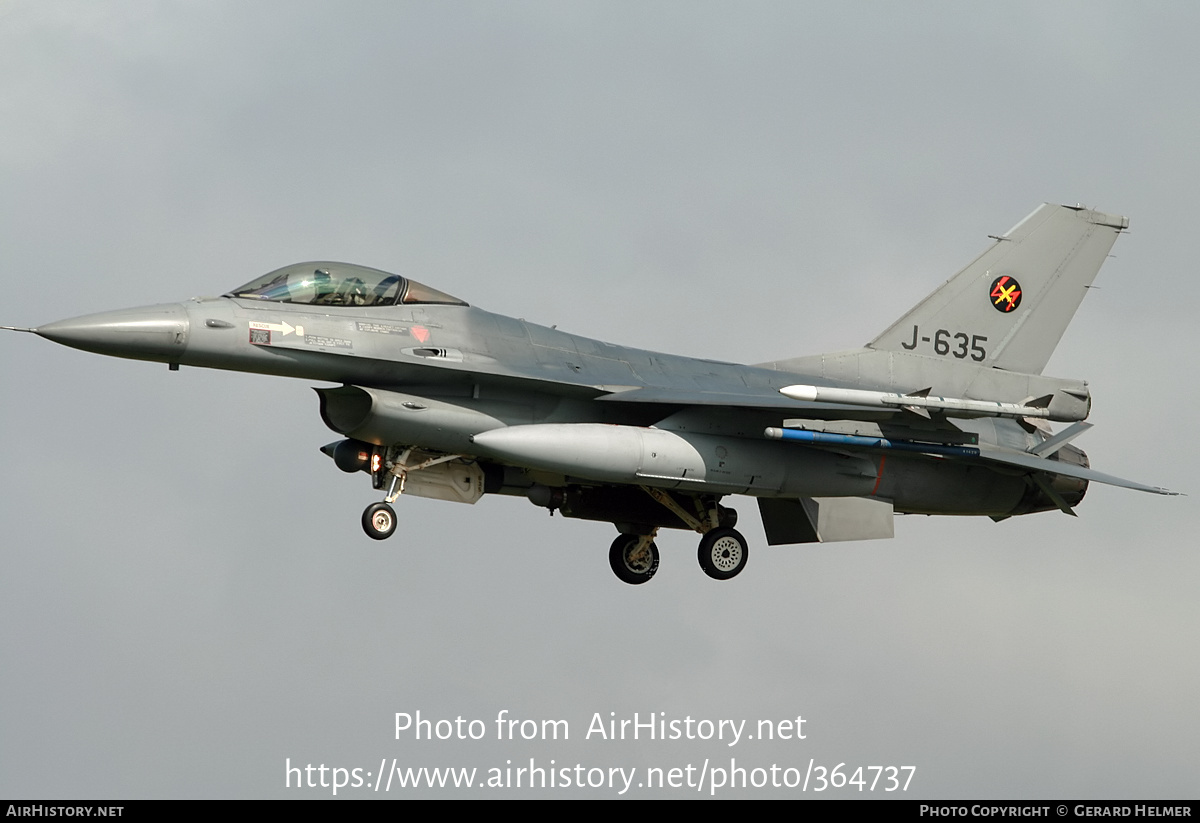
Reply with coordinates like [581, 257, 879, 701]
[362, 501, 397, 540]
[698, 527, 748, 580]
[609, 534, 659, 585]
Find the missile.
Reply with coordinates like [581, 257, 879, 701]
[764, 426, 980, 458]
[778, 384, 1087, 422]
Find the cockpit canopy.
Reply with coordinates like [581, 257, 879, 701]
[227, 262, 468, 308]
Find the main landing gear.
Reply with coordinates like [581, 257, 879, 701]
[608, 489, 750, 585]
[609, 534, 660, 585]
[697, 528, 749, 581]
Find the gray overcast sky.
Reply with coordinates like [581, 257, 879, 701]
[1, 1, 1196, 798]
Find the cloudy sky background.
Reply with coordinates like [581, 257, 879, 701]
[1, 1, 1195, 798]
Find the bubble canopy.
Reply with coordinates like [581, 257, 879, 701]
[227, 262, 468, 308]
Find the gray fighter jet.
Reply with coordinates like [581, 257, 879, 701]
[5, 203, 1175, 584]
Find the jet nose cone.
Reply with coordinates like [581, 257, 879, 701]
[36, 303, 189, 362]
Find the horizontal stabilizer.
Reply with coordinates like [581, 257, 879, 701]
[767, 420, 1176, 497]
[976, 447, 1177, 496]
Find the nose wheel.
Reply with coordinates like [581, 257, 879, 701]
[698, 527, 749, 580]
[362, 501, 398, 540]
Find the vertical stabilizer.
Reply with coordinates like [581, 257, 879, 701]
[867, 204, 1127, 375]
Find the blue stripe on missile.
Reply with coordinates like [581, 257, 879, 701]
[770, 427, 980, 458]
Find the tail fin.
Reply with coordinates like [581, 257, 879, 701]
[868, 204, 1127, 375]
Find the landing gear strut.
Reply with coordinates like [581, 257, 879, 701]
[358, 446, 469, 540]
[643, 487, 749, 580]
[602, 489, 750, 583]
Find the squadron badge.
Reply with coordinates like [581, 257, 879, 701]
[989, 275, 1022, 313]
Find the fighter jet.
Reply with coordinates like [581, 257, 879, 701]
[4, 203, 1175, 584]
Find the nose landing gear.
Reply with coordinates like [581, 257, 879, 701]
[358, 447, 471, 540]
[362, 501, 398, 540]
